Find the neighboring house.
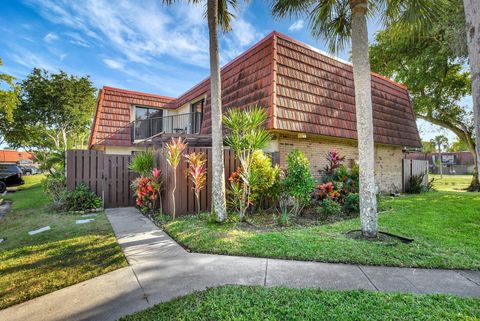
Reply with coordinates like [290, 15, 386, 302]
[89, 31, 421, 193]
[0, 150, 36, 166]
[406, 151, 474, 175]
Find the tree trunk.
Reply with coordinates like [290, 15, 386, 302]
[207, 0, 227, 222]
[350, 0, 377, 238]
[438, 148, 443, 178]
[464, 0, 480, 190]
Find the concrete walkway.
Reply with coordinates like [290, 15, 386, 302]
[1, 207, 479, 321]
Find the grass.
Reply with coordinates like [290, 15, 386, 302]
[162, 192, 480, 270]
[431, 174, 472, 192]
[121, 285, 480, 321]
[0, 175, 127, 309]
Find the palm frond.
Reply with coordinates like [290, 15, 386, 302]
[271, 0, 312, 18]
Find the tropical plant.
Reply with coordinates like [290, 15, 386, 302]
[406, 173, 434, 194]
[224, 106, 272, 221]
[163, 0, 244, 223]
[250, 150, 281, 205]
[129, 150, 154, 176]
[272, 0, 448, 237]
[185, 152, 207, 215]
[131, 168, 162, 217]
[321, 149, 346, 182]
[431, 135, 449, 179]
[283, 149, 315, 216]
[166, 137, 187, 219]
[63, 183, 102, 212]
[42, 172, 66, 210]
[36, 149, 65, 174]
[316, 198, 342, 216]
[463, 0, 480, 191]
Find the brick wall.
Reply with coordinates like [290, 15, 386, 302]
[277, 134, 403, 193]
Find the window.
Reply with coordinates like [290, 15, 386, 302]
[190, 99, 204, 134]
[134, 106, 164, 140]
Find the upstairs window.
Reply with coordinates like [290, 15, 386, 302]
[190, 99, 204, 134]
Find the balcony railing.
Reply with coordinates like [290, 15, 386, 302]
[132, 112, 203, 141]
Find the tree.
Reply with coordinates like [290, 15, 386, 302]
[272, 0, 446, 238]
[449, 138, 469, 152]
[0, 58, 20, 145]
[431, 135, 449, 178]
[163, 0, 241, 223]
[422, 141, 437, 153]
[463, 0, 480, 190]
[369, 1, 479, 189]
[3, 69, 96, 152]
[223, 106, 271, 221]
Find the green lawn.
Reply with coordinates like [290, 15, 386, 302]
[0, 175, 127, 309]
[162, 191, 480, 269]
[121, 285, 480, 321]
[431, 174, 472, 191]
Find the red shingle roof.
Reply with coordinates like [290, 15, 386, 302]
[89, 31, 421, 148]
[0, 150, 36, 163]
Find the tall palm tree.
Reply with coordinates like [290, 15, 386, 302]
[431, 135, 449, 179]
[272, 0, 446, 238]
[163, 0, 239, 222]
[463, 0, 480, 191]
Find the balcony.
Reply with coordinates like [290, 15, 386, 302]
[132, 112, 203, 141]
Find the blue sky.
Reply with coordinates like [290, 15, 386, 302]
[0, 0, 460, 142]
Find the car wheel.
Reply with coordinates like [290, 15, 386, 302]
[0, 181, 6, 194]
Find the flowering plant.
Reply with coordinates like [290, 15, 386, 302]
[185, 152, 207, 214]
[166, 137, 187, 220]
[132, 167, 162, 217]
[317, 181, 341, 201]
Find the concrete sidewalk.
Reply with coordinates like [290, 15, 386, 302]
[1, 207, 479, 321]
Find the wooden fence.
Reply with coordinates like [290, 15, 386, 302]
[402, 159, 429, 192]
[66, 148, 239, 213]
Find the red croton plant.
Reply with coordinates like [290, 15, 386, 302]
[134, 168, 162, 217]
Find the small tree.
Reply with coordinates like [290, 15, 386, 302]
[166, 137, 187, 219]
[223, 106, 271, 221]
[185, 152, 207, 215]
[284, 149, 315, 216]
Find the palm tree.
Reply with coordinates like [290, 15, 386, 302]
[163, 0, 239, 222]
[463, 0, 480, 191]
[272, 0, 446, 238]
[431, 135, 449, 179]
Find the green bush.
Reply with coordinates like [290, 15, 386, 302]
[43, 172, 66, 210]
[64, 183, 102, 211]
[250, 150, 280, 204]
[129, 150, 154, 176]
[406, 173, 434, 194]
[316, 198, 342, 216]
[343, 193, 359, 213]
[284, 149, 315, 215]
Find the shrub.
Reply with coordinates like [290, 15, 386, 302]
[250, 150, 280, 205]
[316, 198, 342, 216]
[321, 150, 346, 181]
[284, 149, 315, 215]
[406, 173, 434, 194]
[43, 172, 66, 210]
[185, 152, 207, 215]
[64, 183, 102, 211]
[132, 168, 162, 217]
[166, 137, 187, 220]
[343, 193, 360, 213]
[129, 150, 154, 176]
[223, 106, 271, 220]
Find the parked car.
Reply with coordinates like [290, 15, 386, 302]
[0, 164, 24, 193]
[18, 166, 32, 175]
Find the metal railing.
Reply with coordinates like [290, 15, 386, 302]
[132, 112, 203, 141]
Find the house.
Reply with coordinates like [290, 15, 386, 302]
[89, 31, 421, 193]
[406, 151, 474, 175]
[0, 150, 36, 166]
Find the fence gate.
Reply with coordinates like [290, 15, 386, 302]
[402, 159, 429, 192]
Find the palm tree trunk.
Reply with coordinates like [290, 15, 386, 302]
[207, 0, 227, 222]
[464, 0, 480, 189]
[350, 0, 377, 238]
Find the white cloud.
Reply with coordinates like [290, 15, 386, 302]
[288, 19, 305, 32]
[232, 18, 259, 47]
[103, 58, 125, 70]
[43, 32, 59, 43]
